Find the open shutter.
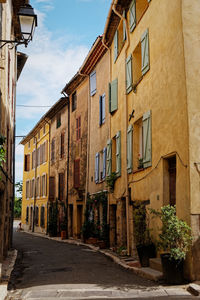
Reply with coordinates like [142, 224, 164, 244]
[95, 153, 99, 183]
[110, 79, 118, 113]
[114, 30, 118, 62]
[103, 147, 107, 179]
[126, 54, 132, 93]
[123, 10, 126, 41]
[142, 110, 152, 168]
[99, 96, 102, 126]
[116, 131, 121, 177]
[90, 71, 96, 96]
[109, 83, 111, 113]
[141, 28, 150, 75]
[129, 0, 136, 32]
[106, 139, 112, 177]
[45, 141, 48, 162]
[102, 93, 105, 123]
[127, 124, 133, 173]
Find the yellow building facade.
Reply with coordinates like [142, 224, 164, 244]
[21, 121, 49, 233]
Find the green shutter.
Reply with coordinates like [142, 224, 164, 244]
[129, 0, 136, 32]
[109, 83, 111, 113]
[114, 30, 118, 62]
[110, 78, 118, 113]
[142, 110, 152, 168]
[106, 139, 112, 176]
[127, 124, 133, 173]
[141, 28, 150, 75]
[126, 54, 132, 94]
[123, 10, 126, 41]
[116, 131, 121, 177]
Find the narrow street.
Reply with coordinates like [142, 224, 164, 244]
[5, 228, 196, 300]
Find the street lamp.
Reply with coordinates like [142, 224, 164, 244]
[0, 4, 37, 49]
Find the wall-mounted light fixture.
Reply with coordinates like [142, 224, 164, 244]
[0, 4, 37, 49]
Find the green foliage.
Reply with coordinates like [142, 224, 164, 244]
[106, 172, 117, 192]
[150, 205, 192, 261]
[48, 199, 58, 236]
[0, 135, 6, 179]
[133, 201, 152, 246]
[14, 197, 22, 218]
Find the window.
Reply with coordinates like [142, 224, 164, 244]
[24, 154, 30, 171]
[40, 206, 45, 227]
[106, 131, 121, 178]
[72, 91, 77, 112]
[129, 0, 150, 32]
[31, 179, 35, 198]
[114, 17, 125, 62]
[26, 206, 29, 223]
[95, 148, 107, 184]
[36, 177, 40, 197]
[109, 79, 118, 114]
[41, 174, 47, 197]
[28, 141, 30, 148]
[127, 124, 133, 173]
[38, 130, 40, 140]
[90, 70, 96, 96]
[76, 116, 81, 141]
[36, 146, 40, 166]
[106, 140, 112, 177]
[74, 159, 80, 188]
[60, 132, 65, 158]
[51, 138, 55, 162]
[57, 113, 61, 128]
[33, 137, 36, 145]
[58, 173, 64, 201]
[35, 207, 39, 225]
[99, 94, 105, 126]
[49, 176, 55, 201]
[43, 125, 45, 135]
[26, 180, 30, 199]
[32, 150, 36, 169]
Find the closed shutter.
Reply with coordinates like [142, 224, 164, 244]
[106, 139, 112, 176]
[110, 79, 118, 113]
[127, 124, 133, 173]
[126, 54, 132, 93]
[40, 176, 42, 197]
[103, 147, 107, 179]
[123, 10, 126, 41]
[30, 180, 32, 198]
[142, 110, 152, 168]
[114, 30, 118, 62]
[59, 173, 64, 201]
[49, 176, 55, 200]
[95, 153, 99, 183]
[45, 141, 48, 162]
[116, 131, 121, 177]
[90, 70, 96, 96]
[61, 133, 64, 158]
[45, 174, 47, 196]
[129, 0, 136, 32]
[141, 28, 150, 75]
[102, 93, 105, 123]
[99, 96, 102, 126]
[74, 159, 80, 188]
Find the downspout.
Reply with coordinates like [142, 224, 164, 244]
[32, 136, 37, 232]
[112, 1, 131, 255]
[44, 118, 51, 235]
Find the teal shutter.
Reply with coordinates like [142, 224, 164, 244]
[142, 110, 152, 168]
[103, 147, 107, 179]
[141, 28, 150, 75]
[126, 54, 132, 94]
[116, 131, 121, 177]
[99, 96, 102, 125]
[123, 10, 126, 41]
[129, 0, 136, 32]
[95, 153, 100, 183]
[102, 93, 105, 123]
[110, 79, 118, 113]
[127, 124, 133, 173]
[106, 139, 112, 176]
[114, 30, 118, 62]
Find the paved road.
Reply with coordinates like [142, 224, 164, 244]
[5, 229, 196, 299]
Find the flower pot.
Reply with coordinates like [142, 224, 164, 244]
[86, 237, 98, 245]
[61, 230, 67, 240]
[160, 253, 184, 284]
[136, 245, 150, 267]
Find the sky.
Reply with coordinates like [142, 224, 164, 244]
[15, 0, 111, 184]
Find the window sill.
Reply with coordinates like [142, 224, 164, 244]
[133, 168, 144, 174]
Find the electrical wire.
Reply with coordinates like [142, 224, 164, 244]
[16, 105, 52, 108]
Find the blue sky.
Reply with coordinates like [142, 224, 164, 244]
[15, 0, 111, 183]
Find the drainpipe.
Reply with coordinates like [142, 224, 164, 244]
[112, 1, 131, 255]
[32, 136, 37, 232]
[44, 118, 51, 235]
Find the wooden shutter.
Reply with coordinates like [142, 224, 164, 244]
[142, 110, 152, 168]
[116, 131, 121, 177]
[49, 177, 55, 200]
[27, 154, 30, 171]
[79, 116, 81, 139]
[126, 54, 132, 93]
[90, 70, 96, 96]
[129, 0, 136, 32]
[141, 28, 150, 75]
[103, 147, 107, 179]
[114, 30, 118, 62]
[102, 93, 105, 123]
[59, 173, 64, 201]
[95, 153, 99, 183]
[106, 139, 112, 176]
[127, 124, 133, 173]
[74, 159, 80, 188]
[110, 79, 118, 113]
[40, 176, 42, 197]
[24, 155, 27, 171]
[45, 141, 48, 162]
[123, 10, 126, 41]
[99, 96, 102, 126]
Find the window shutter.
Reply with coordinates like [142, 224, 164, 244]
[129, 0, 136, 32]
[103, 147, 107, 179]
[45, 174, 47, 196]
[90, 71, 96, 96]
[142, 110, 152, 168]
[74, 159, 80, 188]
[127, 124, 133, 173]
[102, 93, 105, 123]
[24, 155, 27, 171]
[123, 10, 126, 41]
[40, 176, 42, 197]
[109, 83, 111, 113]
[110, 78, 118, 113]
[99, 96, 102, 126]
[116, 131, 121, 177]
[141, 28, 150, 75]
[45, 141, 48, 162]
[95, 153, 99, 183]
[49, 177, 55, 200]
[126, 54, 132, 93]
[148, 0, 151, 2]
[59, 173, 64, 200]
[106, 139, 112, 177]
[114, 30, 118, 62]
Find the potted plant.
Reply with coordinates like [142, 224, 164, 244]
[106, 172, 117, 192]
[150, 205, 192, 284]
[133, 201, 156, 267]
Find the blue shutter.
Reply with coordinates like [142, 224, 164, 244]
[116, 131, 121, 177]
[95, 153, 100, 183]
[127, 124, 133, 173]
[102, 93, 105, 123]
[106, 139, 112, 176]
[103, 147, 107, 179]
[99, 96, 102, 126]
[114, 30, 118, 62]
[142, 110, 152, 168]
[141, 29, 150, 75]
